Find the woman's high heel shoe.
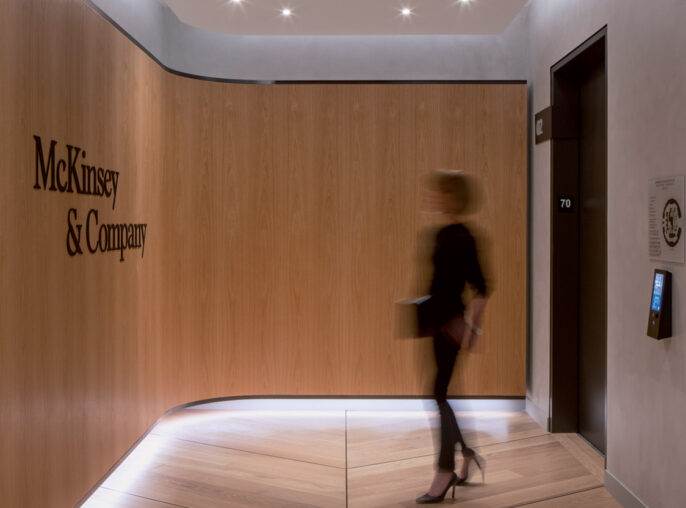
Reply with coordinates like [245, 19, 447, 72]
[415, 472, 458, 504]
[456, 448, 486, 485]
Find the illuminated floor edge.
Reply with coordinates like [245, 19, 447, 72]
[81, 405, 620, 508]
[189, 397, 526, 412]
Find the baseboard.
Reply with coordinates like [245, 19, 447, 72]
[525, 397, 548, 430]
[605, 470, 647, 508]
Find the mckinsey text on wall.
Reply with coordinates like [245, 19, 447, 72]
[32, 135, 147, 261]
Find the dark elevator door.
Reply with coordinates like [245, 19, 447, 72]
[550, 29, 607, 454]
[578, 60, 606, 453]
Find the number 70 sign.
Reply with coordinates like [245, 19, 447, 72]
[557, 196, 574, 212]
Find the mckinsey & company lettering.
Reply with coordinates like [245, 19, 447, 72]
[33, 135, 147, 261]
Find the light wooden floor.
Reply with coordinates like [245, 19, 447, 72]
[83, 408, 621, 507]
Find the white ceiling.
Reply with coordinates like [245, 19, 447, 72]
[162, 0, 529, 36]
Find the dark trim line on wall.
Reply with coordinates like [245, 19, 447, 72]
[551, 26, 608, 75]
[272, 80, 528, 85]
[181, 394, 526, 407]
[83, 0, 272, 84]
[84, 1, 526, 86]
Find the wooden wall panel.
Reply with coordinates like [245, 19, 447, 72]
[0, 1, 527, 506]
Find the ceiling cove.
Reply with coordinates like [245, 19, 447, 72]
[162, 0, 529, 36]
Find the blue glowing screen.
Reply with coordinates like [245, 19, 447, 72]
[651, 273, 664, 312]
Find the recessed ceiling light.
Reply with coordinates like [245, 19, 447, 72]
[230, 0, 242, 4]
[401, 7, 412, 16]
[281, 8, 292, 17]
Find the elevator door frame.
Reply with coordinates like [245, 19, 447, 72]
[549, 26, 608, 453]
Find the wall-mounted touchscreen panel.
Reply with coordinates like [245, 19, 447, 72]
[651, 273, 664, 312]
[647, 269, 671, 340]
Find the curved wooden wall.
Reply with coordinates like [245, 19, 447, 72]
[0, 1, 526, 506]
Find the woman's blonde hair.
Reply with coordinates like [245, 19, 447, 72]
[428, 169, 480, 215]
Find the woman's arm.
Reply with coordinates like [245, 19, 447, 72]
[464, 296, 488, 348]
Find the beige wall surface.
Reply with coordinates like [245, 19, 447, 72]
[0, 1, 527, 506]
[528, 0, 686, 506]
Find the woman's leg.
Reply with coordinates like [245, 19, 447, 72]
[417, 333, 469, 501]
[433, 333, 467, 472]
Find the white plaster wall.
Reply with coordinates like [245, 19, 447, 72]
[88, 0, 530, 81]
[529, 1, 686, 506]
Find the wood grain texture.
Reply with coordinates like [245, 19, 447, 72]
[84, 489, 182, 508]
[524, 487, 621, 508]
[0, 0, 527, 505]
[553, 433, 606, 484]
[348, 434, 603, 507]
[84, 409, 616, 508]
[152, 409, 347, 468]
[102, 434, 347, 507]
[347, 410, 548, 468]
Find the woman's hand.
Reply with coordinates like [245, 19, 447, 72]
[465, 296, 488, 348]
[440, 315, 471, 346]
[440, 296, 488, 347]
[470, 296, 488, 327]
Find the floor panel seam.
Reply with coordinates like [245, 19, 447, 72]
[99, 486, 190, 508]
[508, 484, 605, 507]
[347, 433, 551, 470]
[151, 433, 347, 470]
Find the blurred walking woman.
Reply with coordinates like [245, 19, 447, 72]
[416, 170, 490, 504]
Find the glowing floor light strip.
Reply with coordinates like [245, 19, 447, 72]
[81, 434, 170, 506]
[189, 398, 525, 412]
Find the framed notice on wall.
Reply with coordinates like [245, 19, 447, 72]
[649, 176, 684, 263]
